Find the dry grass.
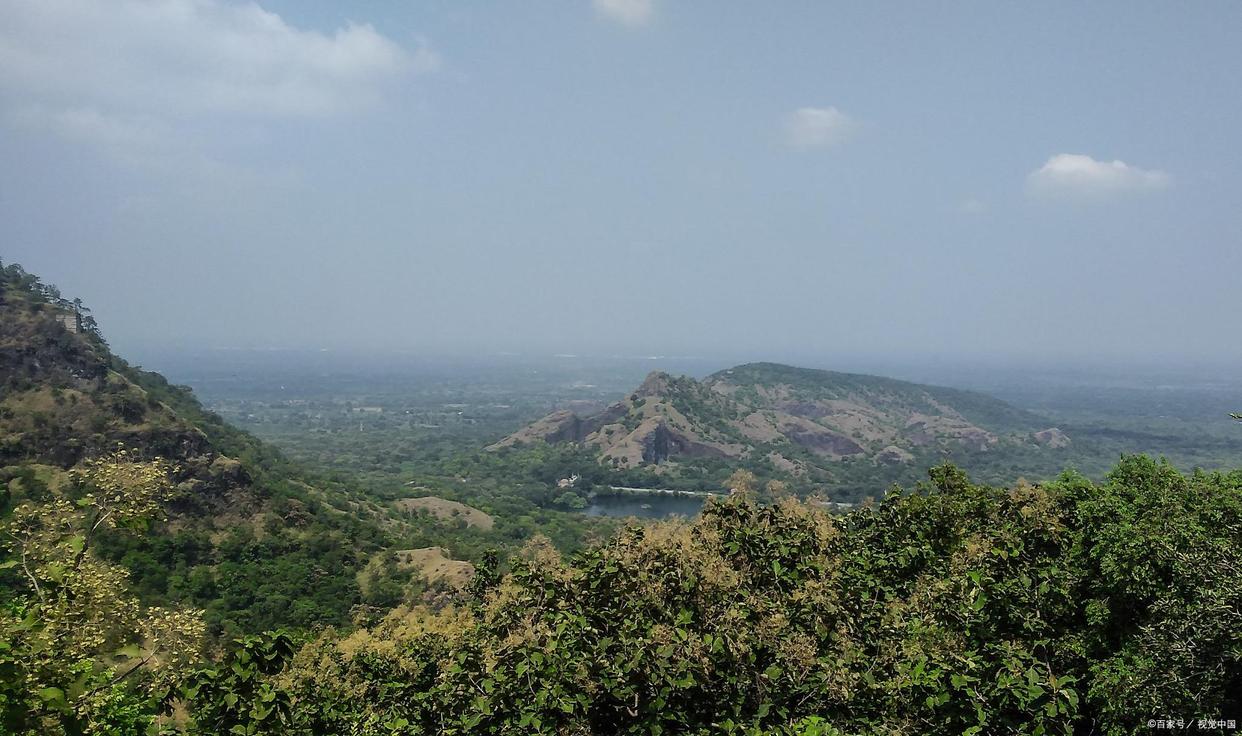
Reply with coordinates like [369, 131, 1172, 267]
[393, 496, 494, 530]
[396, 547, 476, 587]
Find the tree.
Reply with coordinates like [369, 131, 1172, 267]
[554, 491, 587, 510]
[725, 468, 758, 495]
[184, 458, 1242, 735]
[0, 450, 204, 735]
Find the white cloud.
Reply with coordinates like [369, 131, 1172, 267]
[593, 0, 653, 27]
[1027, 153, 1170, 199]
[784, 107, 854, 149]
[0, 0, 422, 118]
[0, 0, 431, 181]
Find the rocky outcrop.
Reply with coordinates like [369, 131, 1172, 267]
[635, 371, 674, 398]
[1033, 427, 1071, 449]
[487, 403, 627, 450]
[772, 414, 865, 458]
[904, 414, 997, 451]
[597, 417, 741, 467]
[493, 363, 1039, 471]
[487, 410, 582, 449]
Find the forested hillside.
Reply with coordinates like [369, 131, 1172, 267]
[2, 262, 1240, 735]
[0, 261, 391, 635]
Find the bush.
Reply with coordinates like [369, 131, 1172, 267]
[180, 457, 1242, 735]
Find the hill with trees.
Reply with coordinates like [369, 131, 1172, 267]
[0, 260, 394, 636]
[491, 362, 1070, 499]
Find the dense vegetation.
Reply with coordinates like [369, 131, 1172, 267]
[4, 261, 1241, 733]
[1, 261, 615, 641]
[6, 453, 1240, 733]
[0, 261, 403, 636]
[174, 457, 1242, 735]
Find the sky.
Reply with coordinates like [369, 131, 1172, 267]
[2, 1, 1241, 367]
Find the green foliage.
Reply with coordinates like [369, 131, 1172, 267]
[179, 457, 1242, 734]
[0, 452, 204, 736]
[554, 491, 588, 510]
[179, 631, 298, 735]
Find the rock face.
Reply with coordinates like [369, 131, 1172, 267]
[904, 414, 998, 451]
[1033, 427, 1071, 449]
[487, 404, 627, 450]
[490, 362, 1051, 469]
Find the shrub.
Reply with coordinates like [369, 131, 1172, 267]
[181, 458, 1242, 734]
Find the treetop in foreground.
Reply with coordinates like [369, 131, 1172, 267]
[181, 456, 1242, 735]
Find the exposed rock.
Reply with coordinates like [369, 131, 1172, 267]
[733, 411, 789, 444]
[487, 403, 628, 450]
[904, 413, 997, 451]
[635, 371, 674, 398]
[772, 414, 865, 458]
[1033, 427, 1071, 449]
[597, 417, 739, 467]
[876, 445, 915, 464]
[494, 362, 1038, 470]
[485, 410, 582, 449]
[208, 455, 248, 485]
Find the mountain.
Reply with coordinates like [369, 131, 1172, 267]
[3, 267, 254, 502]
[491, 362, 1065, 476]
[0, 262, 389, 635]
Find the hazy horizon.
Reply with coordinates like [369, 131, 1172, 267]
[124, 343, 1242, 399]
[4, 2, 1241, 365]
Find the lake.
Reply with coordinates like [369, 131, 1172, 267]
[583, 493, 708, 519]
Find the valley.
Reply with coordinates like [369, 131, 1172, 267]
[159, 349, 1242, 518]
[4, 265, 1241, 733]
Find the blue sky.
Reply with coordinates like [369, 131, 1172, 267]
[2, 1, 1240, 365]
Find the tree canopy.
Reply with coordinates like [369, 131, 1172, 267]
[168, 456, 1242, 735]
